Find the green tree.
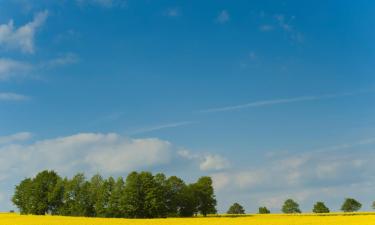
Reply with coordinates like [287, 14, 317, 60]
[179, 184, 198, 217]
[165, 176, 186, 216]
[282, 199, 301, 214]
[227, 203, 245, 214]
[108, 177, 125, 217]
[60, 174, 94, 217]
[192, 176, 217, 216]
[12, 178, 33, 214]
[12, 170, 63, 215]
[312, 201, 330, 213]
[341, 198, 362, 212]
[122, 172, 143, 218]
[258, 206, 270, 214]
[372, 201, 375, 210]
[89, 174, 108, 217]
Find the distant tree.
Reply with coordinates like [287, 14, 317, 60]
[341, 198, 362, 212]
[282, 199, 301, 214]
[192, 176, 217, 216]
[258, 206, 270, 214]
[372, 201, 375, 210]
[227, 203, 245, 214]
[312, 202, 330, 213]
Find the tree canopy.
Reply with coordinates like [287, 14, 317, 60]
[341, 198, 362, 212]
[258, 206, 270, 214]
[12, 170, 217, 218]
[281, 199, 301, 214]
[227, 203, 245, 214]
[312, 202, 330, 213]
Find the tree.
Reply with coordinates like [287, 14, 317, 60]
[372, 201, 375, 210]
[122, 172, 144, 218]
[59, 173, 94, 217]
[89, 174, 107, 217]
[258, 206, 270, 214]
[227, 203, 245, 214]
[12, 170, 63, 215]
[312, 201, 330, 213]
[165, 176, 186, 216]
[282, 199, 301, 214]
[192, 177, 217, 216]
[341, 198, 362, 212]
[13, 170, 218, 218]
[12, 178, 33, 214]
[179, 184, 198, 217]
[108, 177, 125, 218]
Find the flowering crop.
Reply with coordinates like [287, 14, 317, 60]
[1, 212, 375, 225]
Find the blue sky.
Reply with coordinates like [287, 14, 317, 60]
[0, 0, 375, 213]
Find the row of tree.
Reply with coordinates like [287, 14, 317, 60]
[12, 170, 217, 218]
[227, 198, 364, 214]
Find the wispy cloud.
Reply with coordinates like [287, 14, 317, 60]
[76, 0, 127, 8]
[258, 13, 303, 43]
[0, 10, 48, 53]
[259, 24, 274, 32]
[0, 132, 32, 145]
[0, 58, 31, 80]
[0, 92, 30, 101]
[41, 53, 80, 68]
[198, 91, 365, 113]
[216, 10, 230, 24]
[164, 7, 181, 17]
[0, 53, 79, 81]
[131, 121, 195, 134]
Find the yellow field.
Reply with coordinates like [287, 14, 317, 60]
[1, 213, 375, 225]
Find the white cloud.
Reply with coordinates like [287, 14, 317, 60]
[0, 133, 174, 176]
[0, 10, 48, 53]
[0, 58, 31, 80]
[0, 132, 32, 145]
[0, 92, 30, 101]
[216, 10, 230, 24]
[199, 154, 230, 171]
[85, 137, 172, 173]
[178, 149, 230, 171]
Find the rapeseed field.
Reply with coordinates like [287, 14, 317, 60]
[1, 213, 375, 225]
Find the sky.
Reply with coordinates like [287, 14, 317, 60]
[0, 0, 375, 213]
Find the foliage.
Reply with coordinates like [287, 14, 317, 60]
[282, 199, 301, 214]
[12, 170, 217, 218]
[227, 203, 245, 214]
[192, 176, 217, 216]
[258, 206, 270, 214]
[312, 202, 330, 213]
[341, 198, 362, 212]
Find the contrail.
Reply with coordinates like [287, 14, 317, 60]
[198, 91, 369, 113]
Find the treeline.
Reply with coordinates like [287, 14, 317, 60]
[227, 198, 365, 215]
[12, 170, 217, 218]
